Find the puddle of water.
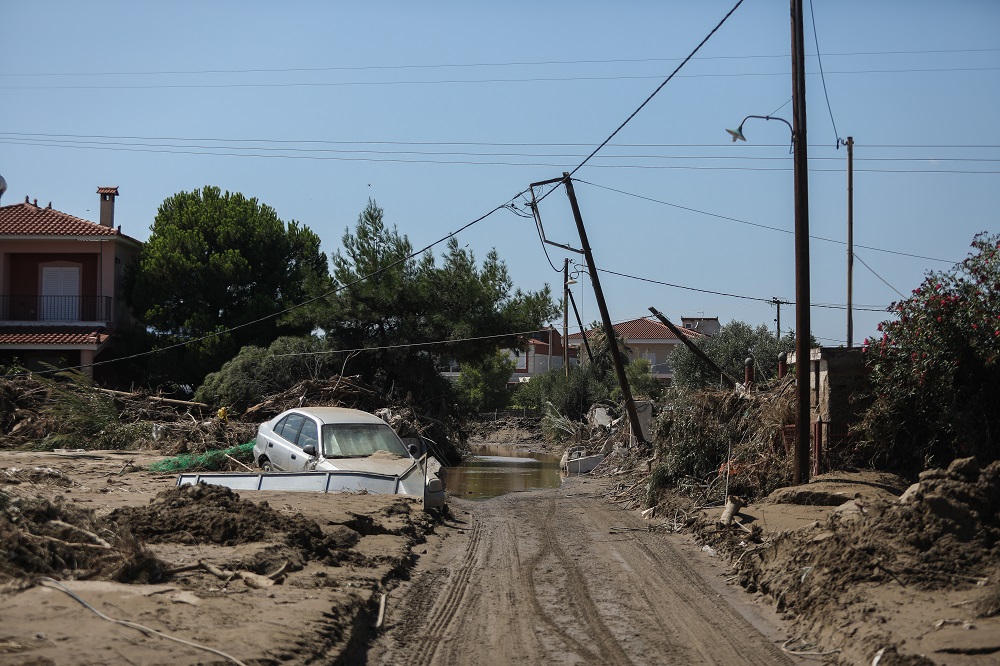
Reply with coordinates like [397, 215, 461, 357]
[443, 444, 562, 500]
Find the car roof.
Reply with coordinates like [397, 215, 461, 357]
[284, 406, 388, 426]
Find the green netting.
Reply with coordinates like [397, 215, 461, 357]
[147, 441, 256, 473]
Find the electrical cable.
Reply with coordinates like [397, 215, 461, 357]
[5, 47, 997, 78]
[271, 327, 554, 358]
[532, 0, 747, 209]
[3, 132, 999, 150]
[4, 66, 999, 91]
[0, 192, 528, 379]
[9, 138, 996, 174]
[807, 0, 842, 146]
[854, 252, 906, 298]
[593, 266, 888, 312]
[8, 135, 998, 162]
[573, 179, 958, 264]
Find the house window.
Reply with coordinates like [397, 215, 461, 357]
[41, 265, 80, 321]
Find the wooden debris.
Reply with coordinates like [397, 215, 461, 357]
[719, 496, 745, 526]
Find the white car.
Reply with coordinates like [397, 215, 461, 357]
[252, 406, 446, 508]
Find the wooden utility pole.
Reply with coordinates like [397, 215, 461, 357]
[790, 0, 812, 484]
[648, 307, 737, 389]
[770, 297, 789, 339]
[567, 288, 593, 362]
[846, 136, 854, 348]
[563, 258, 570, 378]
[563, 174, 645, 445]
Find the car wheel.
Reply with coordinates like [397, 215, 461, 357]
[260, 458, 274, 473]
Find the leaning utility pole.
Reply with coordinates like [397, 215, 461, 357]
[563, 258, 570, 379]
[846, 136, 854, 348]
[563, 174, 645, 445]
[790, 0, 812, 484]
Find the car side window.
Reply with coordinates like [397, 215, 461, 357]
[278, 413, 305, 444]
[297, 418, 318, 452]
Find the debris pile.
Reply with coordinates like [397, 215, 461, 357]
[0, 486, 165, 583]
[743, 458, 1000, 603]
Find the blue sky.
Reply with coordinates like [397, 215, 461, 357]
[2, 1, 998, 349]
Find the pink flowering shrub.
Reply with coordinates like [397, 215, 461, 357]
[857, 232, 1000, 474]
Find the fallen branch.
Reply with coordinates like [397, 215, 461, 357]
[224, 455, 253, 472]
[48, 520, 113, 548]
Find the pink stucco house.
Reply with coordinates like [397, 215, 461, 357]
[0, 187, 141, 375]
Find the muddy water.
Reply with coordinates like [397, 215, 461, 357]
[442, 444, 562, 500]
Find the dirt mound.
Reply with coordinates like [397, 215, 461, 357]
[730, 458, 1000, 662]
[1, 466, 75, 487]
[0, 488, 165, 583]
[108, 484, 376, 566]
[108, 483, 308, 546]
[466, 416, 545, 444]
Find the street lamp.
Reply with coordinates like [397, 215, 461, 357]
[726, 115, 795, 152]
[727, 111, 812, 484]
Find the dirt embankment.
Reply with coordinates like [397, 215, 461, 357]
[463, 415, 560, 455]
[674, 458, 1000, 665]
[0, 450, 442, 665]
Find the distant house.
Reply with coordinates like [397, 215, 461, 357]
[508, 329, 579, 385]
[0, 187, 142, 375]
[567, 316, 709, 384]
[680, 315, 721, 336]
[436, 328, 580, 387]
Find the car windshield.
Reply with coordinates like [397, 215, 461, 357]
[321, 423, 410, 458]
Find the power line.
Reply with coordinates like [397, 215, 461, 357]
[272, 327, 554, 358]
[5, 134, 998, 162]
[565, 0, 743, 180]
[807, 0, 842, 146]
[3, 132, 998, 151]
[0, 191, 528, 379]
[593, 266, 888, 312]
[3, 66, 997, 91]
[7, 138, 998, 175]
[574, 179, 958, 263]
[5, 47, 998, 78]
[855, 252, 906, 298]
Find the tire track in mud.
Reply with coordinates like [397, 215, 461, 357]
[525, 495, 632, 664]
[370, 482, 795, 665]
[407, 518, 485, 666]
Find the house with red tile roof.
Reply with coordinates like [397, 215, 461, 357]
[566, 316, 709, 384]
[0, 187, 142, 375]
[508, 328, 579, 384]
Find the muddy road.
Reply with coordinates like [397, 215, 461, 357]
[369, 477, 796, 665]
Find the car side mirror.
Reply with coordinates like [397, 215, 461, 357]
[302, 444, 317, 457]
[408, 442, 421, 457]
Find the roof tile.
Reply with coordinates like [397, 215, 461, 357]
[0, 201, 119, 237]
[0, 326, 110, 346]
[567, 317, 705, 342]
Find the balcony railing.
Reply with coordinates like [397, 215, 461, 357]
[0, 295, 113, 323]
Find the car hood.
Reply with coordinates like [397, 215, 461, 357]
[315, 452, 419, 477]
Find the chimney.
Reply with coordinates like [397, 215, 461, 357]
[97, 186, 119, 228]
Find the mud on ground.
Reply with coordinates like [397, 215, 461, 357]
[0, 450, 442, 665]
[656, 459, 1000, 665]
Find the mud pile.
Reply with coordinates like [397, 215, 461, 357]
[0, 486, 165, 583]
[733, 457, 1000, 662]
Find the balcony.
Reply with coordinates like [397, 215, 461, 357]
[0, 295, 113, 324]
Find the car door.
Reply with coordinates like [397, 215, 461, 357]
[286, 415, 319, 471]
[267, 413, 305, 471]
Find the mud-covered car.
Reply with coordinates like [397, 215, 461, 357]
[252, 406, 445, 508]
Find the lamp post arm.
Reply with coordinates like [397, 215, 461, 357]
[741, 114, 794, 137]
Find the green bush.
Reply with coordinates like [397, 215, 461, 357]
[670, 321, 797, 389]
[513, 365, 608, 422]
[196, 335, 340, 411]
[857, 232, 1000, 474]
[454, 350, 515, 413]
